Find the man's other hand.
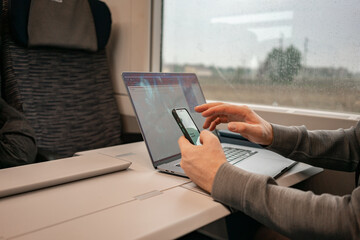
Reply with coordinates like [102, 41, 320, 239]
[195, 102, 273, 146]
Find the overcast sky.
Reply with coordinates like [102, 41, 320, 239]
[163, 0, 360, 73]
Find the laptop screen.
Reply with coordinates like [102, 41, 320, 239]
[122, 72, 206, 166]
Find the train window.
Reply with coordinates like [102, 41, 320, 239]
[161, 0, 360, 114]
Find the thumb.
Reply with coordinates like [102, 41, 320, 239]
[178, 136, 193, 151]
[228, 122, 259, 137]
[199, 130, 219, 145]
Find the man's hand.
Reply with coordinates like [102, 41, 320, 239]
[195, 102, 274, 146]
[178, 130, 227, 193]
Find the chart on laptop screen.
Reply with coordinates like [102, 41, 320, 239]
[123, 73, 205, 163]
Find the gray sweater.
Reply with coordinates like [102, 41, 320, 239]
[212, 122, 360, 239]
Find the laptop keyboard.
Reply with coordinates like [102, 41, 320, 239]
[223, 147, 257, 165]
[175, 146, 257, 167]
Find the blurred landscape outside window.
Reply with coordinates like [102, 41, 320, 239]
[162, 0, 360, 114]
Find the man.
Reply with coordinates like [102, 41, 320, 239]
[0, 98, 37, 168]
[178, 102, 360, 239]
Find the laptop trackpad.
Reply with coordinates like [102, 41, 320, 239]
[236, 157, 294, 177]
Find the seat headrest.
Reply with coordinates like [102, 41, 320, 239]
[10, 0, 111, 52]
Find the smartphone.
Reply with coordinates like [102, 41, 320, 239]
[172, 108, 201, 145]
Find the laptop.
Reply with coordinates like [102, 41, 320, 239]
[0, 154, 131, 198]
[122, 72, 296, 178]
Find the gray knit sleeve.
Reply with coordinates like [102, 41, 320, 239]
[267, 122, 360, 172]
[212, 162, 360, 239]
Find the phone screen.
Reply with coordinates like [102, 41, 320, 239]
[173, 108, 201, 145]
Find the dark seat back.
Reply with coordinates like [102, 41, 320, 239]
[0, 0, 122, 158]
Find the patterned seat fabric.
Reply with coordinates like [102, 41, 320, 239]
[0, 0, 122, 158]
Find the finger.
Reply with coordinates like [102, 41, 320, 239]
[201, 104, 234, 117]
[203, 115, 229, 129]
[195, 102, 223, 113]
[202, 104, 248, 120]
[203, 115, 220, 129]
[209, 117, 222, 131]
